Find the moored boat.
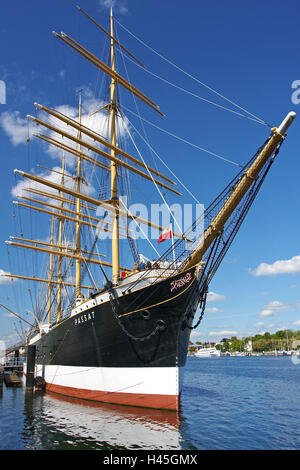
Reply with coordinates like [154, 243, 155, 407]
[194, 347, 221, 358]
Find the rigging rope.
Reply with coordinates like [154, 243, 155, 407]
[122, 104, 243, 168]
[118, 197, 160, 257]
[124, 121, 183, 235]
[114, 18, 271, 128]
[125, 115, 202, 205]
[118, 49, 266, 126]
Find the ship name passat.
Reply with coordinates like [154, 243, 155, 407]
[170, 272, 192, 292]
[74, 311, 95, 326]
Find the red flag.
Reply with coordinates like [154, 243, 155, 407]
[158, 224, 172, 243]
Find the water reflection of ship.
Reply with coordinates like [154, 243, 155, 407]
[23, 391, 181, 450]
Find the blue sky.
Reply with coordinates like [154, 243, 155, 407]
[0, 0, 300, 346]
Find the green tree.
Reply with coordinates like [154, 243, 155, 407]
[230, 339, 241, 352]
[275, 330, 286, 340]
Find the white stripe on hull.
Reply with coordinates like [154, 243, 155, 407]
[23, 363, 185, 409]
[31, 364, 179, 395]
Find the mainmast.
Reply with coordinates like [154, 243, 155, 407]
[109, 9, 120, 284]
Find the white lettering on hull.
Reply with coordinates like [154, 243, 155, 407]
[74, 310, 95, 326]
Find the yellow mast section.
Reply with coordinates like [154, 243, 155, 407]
[12, 200, 130, 240]
[35, 134, 111, 173]
[1, 274, 95, 290]
[52, 31, 164, 117]
[77, 6, 145, 68]
[5, 240, 131, 271]
[110, 10, 119, 284]
[9, 236, 106, 258]
[57, 154, 65, 323]
[33, 104, 174, 185]
[13, 169, 187, 240]
[47, 216, 54, 323]
[76, 90, 82, 296]
[28, 114, 181, 195]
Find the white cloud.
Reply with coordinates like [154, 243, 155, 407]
[255, 322, 264, 327]
[58, 69, 66, 80]
[0, 88, 129, 171]
[0, 110, 34, 145]
[206, 307, 224, 314]
[263, 301, 292, 311]
[250, 255, 300, 276]
[11, 166, 96, 203]
[207, 291, 226, 302]
[0, 333, 21, 348]
[190, 331, 203, 341]
[209, 330, 238, 336]
[46, 91, 129, 167]
[259, 300, 292, 318]
[293, 320, 300, 326]
[8, 87, 132, 200]
[275, 325, 289, 332]
[38, 94, 113, 168]
[99, 0, 128, 15]
[260, 309, 275, 318]
[0, 269, 16, 285]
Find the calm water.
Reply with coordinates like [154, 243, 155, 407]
[0, 356, 300, 450]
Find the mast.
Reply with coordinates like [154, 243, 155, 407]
[76, 90, 82, 296]
[109, 9, 120, 284]
[57, 154, 65, 323]
[47, 215, 54, 323]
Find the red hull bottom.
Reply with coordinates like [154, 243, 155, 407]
[45, 381, 179, 411]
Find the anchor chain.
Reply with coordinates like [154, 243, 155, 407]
[106, 281, 165, 342]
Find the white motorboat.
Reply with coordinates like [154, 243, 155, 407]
[194, 347, 221, 358]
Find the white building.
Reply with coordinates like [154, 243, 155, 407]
[244, 339, 253, 353]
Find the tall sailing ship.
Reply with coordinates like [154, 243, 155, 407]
[2, 7, 295, 410]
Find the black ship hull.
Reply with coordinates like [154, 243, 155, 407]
[24, 266, 202, 410]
